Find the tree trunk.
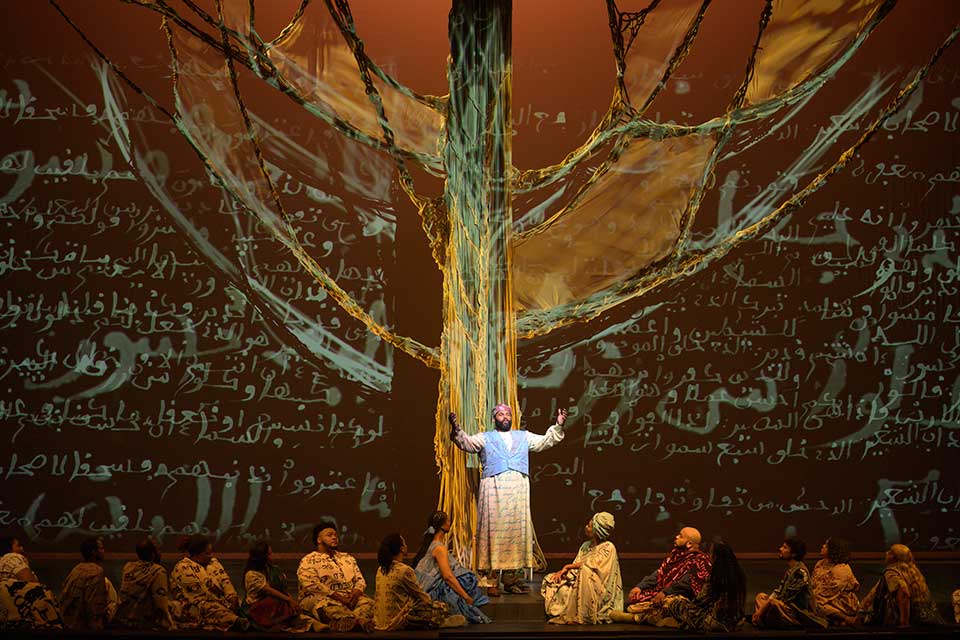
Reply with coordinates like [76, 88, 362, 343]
[434, 0, 516, 565]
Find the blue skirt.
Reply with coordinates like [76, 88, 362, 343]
[420, 570, 492, 624]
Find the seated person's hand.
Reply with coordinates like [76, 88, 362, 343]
[627, 587, 641, 603]
[652, 591, 666, 607]
[349, 589, 363, 609]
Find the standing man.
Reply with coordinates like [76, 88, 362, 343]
[449, 403, 568, 596]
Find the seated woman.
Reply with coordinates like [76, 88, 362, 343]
[657, 542, 747, 632]
[412, 511, 491, 624]
[374, 533, 464, 631]
[60, 537, 116, 630]
[170, 534, 247, 632]
[0, 536, 62, 630]
[859, 544, 943, 627]
[114, 537, 174, 630]
[243, 541, 324, 632]
[811, 537, 859, 625]
[541, 512, 623, 624]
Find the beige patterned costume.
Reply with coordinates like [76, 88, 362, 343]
[542, 540, 623, 624]
[169, 557, 239, 631]
[373, 561, 449, 630]
[114, 560, 173, 630]
[297, 550, 374, 631]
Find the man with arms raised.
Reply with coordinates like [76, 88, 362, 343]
[449, 403, 568, 596]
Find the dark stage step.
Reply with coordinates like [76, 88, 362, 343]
[480, 582, 545, 622]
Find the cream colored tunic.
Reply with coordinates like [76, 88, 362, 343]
[541, 541, 623, 624]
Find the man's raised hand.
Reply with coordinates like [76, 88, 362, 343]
[557, 408, 568, 426]
[448, 411, 460, 434]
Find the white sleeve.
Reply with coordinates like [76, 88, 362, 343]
[528, 423, 564, 452]
[452, 429, 486, 453]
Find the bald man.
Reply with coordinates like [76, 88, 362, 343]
[626, 527, 711, 614]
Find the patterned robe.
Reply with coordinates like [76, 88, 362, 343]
[297, 550, 374, 631]
[169, 556, 239, 631]
[754, 562, 827, 629]
[811, 559, 859, 623]
[0, 554, 30, 581]
[452, 424, 564, 571]
[666, 583, 743, 632]
[860, 561, 944, 626]
[541, 540, 623, 624]
[114, 560, 173, 630]
[374, 562, 449, 631]
[627, 547, 711, 613]
[243, 566, 321, 632]
[59, 562, 114, 630]
[0, 552, 62, 630]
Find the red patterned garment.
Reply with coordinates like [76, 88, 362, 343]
[631, 548, 712, 603]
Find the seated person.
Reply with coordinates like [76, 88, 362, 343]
[859, 544, 944, 627]
[374, 533, 464, 630]
[243, 541, 323, 632]
[811, 537, 860, 625]
[542, 512, 622, 624]
[612, 541, 745, 630]
[297, 521, 374, 632]
[0, 536, 62, 629]
[114, 537, 174, 630]
[669, 542, 746, 632]
[60, 537, 117, 630]
[170, 534, 247, 631]
[413, 510, 490, 624]
[752, 536, 827, 629]
[625, 527, 711, 616]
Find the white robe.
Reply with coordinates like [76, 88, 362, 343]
[541, 541, 623, 624]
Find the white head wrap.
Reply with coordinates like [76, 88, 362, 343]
[591, 512, 615, 541]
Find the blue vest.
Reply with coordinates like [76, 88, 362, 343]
[480, 430, 530, 478]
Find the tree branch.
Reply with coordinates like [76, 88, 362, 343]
[511, 0, 897, 198]
[517, 20, 958, 339]
[50, 0, 441, 371]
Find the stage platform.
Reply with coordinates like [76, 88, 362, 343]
[2, 558, 957, 639]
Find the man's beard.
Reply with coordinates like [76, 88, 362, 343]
[494, 418, 512, 431]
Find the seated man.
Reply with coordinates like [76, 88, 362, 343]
[859, 544, 944, 627]
[625, 527, 711, 620]
[60, 537, 117, 631]
[752, 536, 827, 629]
[114, 537, 175, 630]
[297, 521, 374, 632]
